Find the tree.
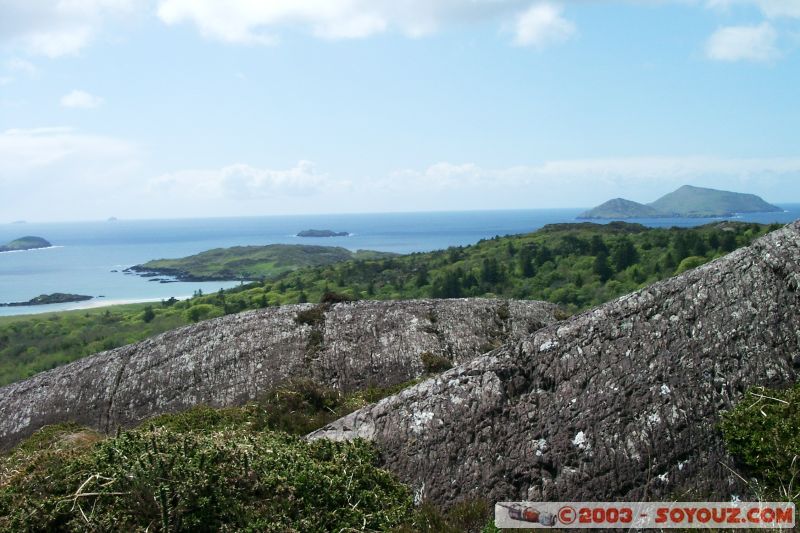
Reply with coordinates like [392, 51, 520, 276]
[589, 235, 608, 255]
[142, 306, 155, 323]
[594, 252, 613, 282]
[611, 237, 638, 271]
[518, 247, 535, 278]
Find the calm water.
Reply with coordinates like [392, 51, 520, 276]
[1, 207, 798, 316]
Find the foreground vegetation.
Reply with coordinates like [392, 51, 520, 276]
[0, 379, 496, 532]
[721, 383, 800, 507]
[0, 221, 780, 386]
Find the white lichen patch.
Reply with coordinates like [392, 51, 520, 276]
[539, 340, 558, 352]
[411, 410, 434, 434]
[572, 431, 590, 451]
[660, 383, 671, 396]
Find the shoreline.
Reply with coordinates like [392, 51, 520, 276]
[0, 296, 192, 318]
[0, 246, 63, 254]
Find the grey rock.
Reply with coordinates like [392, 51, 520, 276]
[309, 221, 800, 507]
[0, 298, 558, 450]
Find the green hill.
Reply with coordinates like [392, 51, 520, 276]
[129, 244, 395, 281]
[0, 220, 779, 387]
[580, 185, 781, 219]
[578, 198, 665, 219]
[649, 184, 781, 217]
[0, 236, 51, 252]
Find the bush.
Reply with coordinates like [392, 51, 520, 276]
[420, 352, 453, 374]
[0, 422, 413, 532]
[294, 306, 325, 327]
[675, 255, 707, 274]
[720, 384, 800, 505]
[184, 304, 222, 323]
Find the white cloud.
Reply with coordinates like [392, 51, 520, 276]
[149, 161, 349, 199]
[155, 0, 534, 43]
[60, 90, 104, 109]
[0, 0, 135, 57]
[385, 156, 800, 192]
[6, 58, 37, 76]
[514, 3, 576, 48]
[0, 127, 136, 177]
[706, 22, 778, 62]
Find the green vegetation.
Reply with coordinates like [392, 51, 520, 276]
[580, 185, 781, 219]
[0, 221, 780, 387]
[0, 236, 51, 252]
[0, 379, 496, 532]
[133, 244, 394, 281]
[721, 384, 800, 506]
[0, 293, 93, 307]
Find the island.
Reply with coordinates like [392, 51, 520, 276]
[579, 185, 781, 219]
[127, 244, 395, 282]
[0, 293, 93, 307]
[296, 229, 350, 238]
[0, 236, 52, 252]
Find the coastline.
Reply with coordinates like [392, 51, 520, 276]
[0, 296, 191, 318]
[0, 246, 63, 254]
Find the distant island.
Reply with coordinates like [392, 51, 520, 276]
[128, 244, 394, 281]
[579, 185, 781, 219]
[0, 293, 93, 307]
[0, 236, 52, 252]
[297, 229, 350, 238]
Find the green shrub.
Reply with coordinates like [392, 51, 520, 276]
[720, 384, 800, 505]
[1, 422, 413, 532]
[675, 255, 707, 274]
[184, 304, 222, 323]
[420, 352, 453, 374]
[294, 306, 325, 327]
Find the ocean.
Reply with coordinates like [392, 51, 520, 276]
[1, 207, 798, 316]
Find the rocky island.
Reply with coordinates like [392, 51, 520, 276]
[0, 293, 93, 307]
[297, 229, 350, 237]
[580, 184, 781, 219]
[0, 236, 52, 252]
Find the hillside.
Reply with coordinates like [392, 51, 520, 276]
[310, 220, 800, 505]
[650, 184, 782, 217]
[129, 244, 394, 281]
[0, 221, 777, 386]
[578, 198, 665, 219]
[579, 185, 781, 219]
[0, 236, 51, 252]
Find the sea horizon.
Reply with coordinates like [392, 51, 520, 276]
[2, 205, 798, 317]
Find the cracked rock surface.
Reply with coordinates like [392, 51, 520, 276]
[309, 221, 800, 507]
[0, 298, 557, 450]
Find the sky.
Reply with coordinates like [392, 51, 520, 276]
[0, 0, 799, 222]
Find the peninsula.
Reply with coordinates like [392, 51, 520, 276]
[0, 236, 52, 252]
[579, 185, 781, 219]
[128, 244, 394, 281]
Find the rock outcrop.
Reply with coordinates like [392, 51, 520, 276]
[0, 299, 558, 450]
[310, 222, 800, 507]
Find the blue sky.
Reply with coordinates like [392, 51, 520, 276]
[0, 0, 799, 221]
